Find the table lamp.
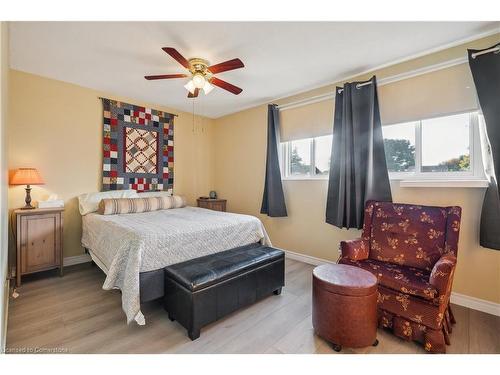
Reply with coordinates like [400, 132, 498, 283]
[10, 168, 45, 209]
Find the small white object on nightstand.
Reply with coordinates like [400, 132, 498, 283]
[38, 194, 65, 208]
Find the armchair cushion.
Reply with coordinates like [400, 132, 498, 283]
[340, 258, 438, 301]
[429, 254, 457, 297]
[368, 202, 448, 271]
[339, 239, 369, 261]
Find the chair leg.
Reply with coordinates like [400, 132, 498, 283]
[442, 323, 451, 346]
[444, 310, 452, 334]
[448, 305, 456, 325]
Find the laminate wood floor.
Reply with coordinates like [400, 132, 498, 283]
[6, 259, 500, 354]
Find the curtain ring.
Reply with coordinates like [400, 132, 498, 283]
[355, 83, 361, 89]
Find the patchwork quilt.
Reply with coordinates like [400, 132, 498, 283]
[102, 98, 174, 192]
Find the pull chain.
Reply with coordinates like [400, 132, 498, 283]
[192, 99, 195, 133]
[199, 97, 204, 133]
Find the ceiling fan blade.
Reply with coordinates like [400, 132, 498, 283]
[207, 58, 244, 74]
[188, 88, 200, 98]
[144, 74, 188, 80]
[209, 77, 243, 95]
[162, 47, 190, 69]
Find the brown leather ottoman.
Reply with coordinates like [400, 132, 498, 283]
[312, 263, 378, 351]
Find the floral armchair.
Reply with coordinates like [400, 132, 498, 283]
[339, 200, 461, 353]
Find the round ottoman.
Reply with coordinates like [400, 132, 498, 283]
[312, 263, 378, 351]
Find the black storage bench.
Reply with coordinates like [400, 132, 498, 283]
[163, 243, 285, 340]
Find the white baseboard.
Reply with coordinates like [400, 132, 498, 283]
[450, 292, 500, 317]
[284, 250, 500, 317]
[284, 249, 337, 266]
[63, 254, 92, 267]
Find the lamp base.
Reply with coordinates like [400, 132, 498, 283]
[22, 185, 35, 209]
[20, 205, 36, 210]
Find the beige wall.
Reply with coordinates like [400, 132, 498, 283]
[7, 70, 215, 261]
[1, 22, 9, 351]
[213, 33, 500, 304]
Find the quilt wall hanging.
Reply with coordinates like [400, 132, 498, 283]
[101, 98, 175, 193]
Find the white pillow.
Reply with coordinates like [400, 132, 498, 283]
[78, 189, 139, 215]
[137, 191, 173, 198]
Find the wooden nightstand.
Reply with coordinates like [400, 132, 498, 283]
[15, 207, 64, 287]
[197, 198, 227, 212]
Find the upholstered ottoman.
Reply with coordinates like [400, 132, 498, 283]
[312, 264, 379, 351]
[164, 244, 285, 340]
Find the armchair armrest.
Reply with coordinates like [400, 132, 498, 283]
[429, 254, 457, 297]
[339, 238, 369, 261]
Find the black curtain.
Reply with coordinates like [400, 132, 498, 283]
[468, 43, 500, 250]
[326, 76, 392, 229]
[261, 104, 287, 217]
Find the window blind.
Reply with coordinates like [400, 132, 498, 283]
[279, 99, 333, 142]
[378, 63, 478, 125]
[278, 62, 479, 141]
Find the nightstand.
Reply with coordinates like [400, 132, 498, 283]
[15, 207, 64, 287]
[197, 198, 227, 212]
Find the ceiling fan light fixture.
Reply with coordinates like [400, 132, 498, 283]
[203, 81, 214, 95]
[192, 73, 206, 89]
[145, 48, 244, 97]
[184, 80, 196, 94]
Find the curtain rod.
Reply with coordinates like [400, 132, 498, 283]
[471, 45, 500, 59]
[337, 80, 371, 94]
[276, 55, 470, 111]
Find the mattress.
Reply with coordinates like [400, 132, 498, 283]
[81, 206, 271, 325]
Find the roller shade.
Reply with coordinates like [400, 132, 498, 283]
[279, 62, 479, 141]
[279, 99, 333, 142]
[379, 63, 478, 125]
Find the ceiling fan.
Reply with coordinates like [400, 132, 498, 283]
[145, 47, 244, 98]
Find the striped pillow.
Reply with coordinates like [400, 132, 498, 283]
[98, 195, 186, 215]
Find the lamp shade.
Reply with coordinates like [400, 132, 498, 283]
[10, 168, 44, 185]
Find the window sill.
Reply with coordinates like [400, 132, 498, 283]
[281, 177, 489, 188]
[398, 179, 489, 188]
[282, 176, 328, 181]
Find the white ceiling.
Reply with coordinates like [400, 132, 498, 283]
[9, 22, 500, 118]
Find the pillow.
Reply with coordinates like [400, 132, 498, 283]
[137, 191, 172, 198]
[78, 190, 138, 215]
[98, 195, 186, 215]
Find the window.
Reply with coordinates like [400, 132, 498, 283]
[282, 135, 332, 178]
[383, 121, 416, 173]
[289, 138, 312, 176]
[314, 135, 332, 176]
[383, 111, 482, 180]
[281, 111, 483, 181]
[421, 114, 470, 172]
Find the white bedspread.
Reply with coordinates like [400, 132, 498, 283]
[81, 206, 271, 325]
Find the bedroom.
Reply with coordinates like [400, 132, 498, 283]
[0, 0, 499, 371]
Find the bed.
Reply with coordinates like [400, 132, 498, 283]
[81, 205, 271, 325]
